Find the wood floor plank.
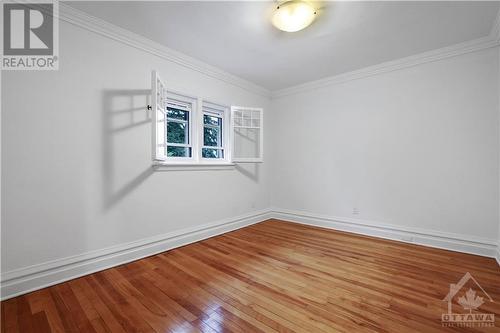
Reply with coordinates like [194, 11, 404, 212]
[207, 239, 426, 332]
[54, 284, 98, 333]
[1, 300, 4, 333]
[49, 288, 80, 333]
[2, 299, 19, 333]
[157, 253, 293, 332]
[2, 219, 500, 332]
[26, 290, 66, 333]
[88, 274, 155, 333]
[70, 278, 126, 333]
[30, 312, 52, 333]
[16, 297, 35, 333]
[147, 256, 269, 333]
[151, 255, 278, 333]
[184, 243, 379, 332]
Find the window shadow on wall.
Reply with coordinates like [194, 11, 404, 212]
[233, 127, 261, 183]
[102, 89, 154, 210]
[235, 164, 260, 182]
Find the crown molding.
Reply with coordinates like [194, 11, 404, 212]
[58, 4, 500, 100]
[58, 3, 271, 98]
[272, 34, 500, 99]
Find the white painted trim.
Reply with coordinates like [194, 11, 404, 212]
[58, 3, 271, 98]
[272, 36, 500, 98]
[269, 208, 499, 259]
[0, 209, 272, 300]
[231, 106, 264, 163]
[152, 162, 235, 171]
[496, 246, 500, 267]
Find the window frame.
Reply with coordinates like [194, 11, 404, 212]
[163, 92, 197, 164]
[200, 101, 230, 164]
[230, 106, 264, 163]
[151, 70, 167, 161]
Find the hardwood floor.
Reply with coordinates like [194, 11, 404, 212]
[2, 219, 500, 333]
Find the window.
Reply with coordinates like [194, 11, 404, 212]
[202, 102, 228, 160]
[231, 106, 264, 162]
[166, 97, 193, 159]
[151, 70, 167, 161]
[151, 70, 263, 167]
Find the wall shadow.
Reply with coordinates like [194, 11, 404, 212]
[235, 163, 260, 183]
[233, 127, 261, 183]
[102, 89, 154, 210]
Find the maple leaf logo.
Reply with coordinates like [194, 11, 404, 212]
[458, 288, 484, 313]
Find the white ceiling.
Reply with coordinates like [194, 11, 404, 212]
[68, 1, 500, 91]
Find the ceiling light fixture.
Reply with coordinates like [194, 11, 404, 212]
[272, 1, 317, 32]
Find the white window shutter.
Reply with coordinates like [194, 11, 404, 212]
[230, 106, 263, 163]
[151, 70, 167, 161]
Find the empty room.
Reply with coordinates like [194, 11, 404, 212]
[2, 0, 500, 332]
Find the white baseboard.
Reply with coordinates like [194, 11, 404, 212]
[270, 208, 499, 260]
[2, 208, 498, 300]
[0, 209, 272, 300]
[496, 246, 500, 267]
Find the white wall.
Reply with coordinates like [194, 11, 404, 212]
[270, 47, 500, 241]
[1, 21, 271, 274]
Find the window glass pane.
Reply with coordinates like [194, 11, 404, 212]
[167, 107, 188, 120]
[204, 127, 220, 147]
[203, 108, 224, 159]
[167, 121, 188, 144]
[204, 115, 220, 126]
[202, 148, 224, 159]
[233, 128, 260, 159]
[167, 146, 192, 157]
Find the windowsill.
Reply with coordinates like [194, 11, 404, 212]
[152, 161, 236, 171]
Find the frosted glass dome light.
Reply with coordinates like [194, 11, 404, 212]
[272, 1, 317, 32]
